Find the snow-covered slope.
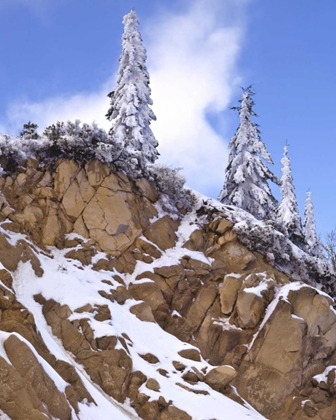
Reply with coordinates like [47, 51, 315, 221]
[0, 159, 335, 420]
[9, 226, 265, 420]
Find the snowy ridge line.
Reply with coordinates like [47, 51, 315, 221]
[191, 191, 335, 294]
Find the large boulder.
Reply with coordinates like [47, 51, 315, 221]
[236, 290, 266, 329]
[4, 335, 71, 420]
[144, 216, 180, 251]
[220, 274, 243, 315]
[204, 365, 237, 392]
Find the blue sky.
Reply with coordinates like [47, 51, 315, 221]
[0, 0, 335, 236]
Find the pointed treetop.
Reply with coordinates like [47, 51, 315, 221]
[304, 190, 320, 256]
[277, 143, 303, 244]
[106, 7, 158, 165]
[122, 9, 140, 32]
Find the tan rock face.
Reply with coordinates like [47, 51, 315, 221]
[178, 348, 201, 362]
[2, 159, 336, 420]
[211, 242, 257, 273]
[4, 335, 71, 420]
[159, 406, 192, 420]
[144, 215, 180, 251]
[135, 178, 158, 203]
[130, 302, 156, 323]
[76, 168, 96, 203]
[220, 274, 242, 315]
[62, 180, 86, 220]
[0, 233, 43, 276]
[236, 290, 265, 329]
[184, 285, 218, 334]
[54, 160, 79, 197]
[0, 355, 50, 420]
[146, 378, 160, 392]
[22, 205, 44, 229]
[85, 159, 110, 187]
[43, 207, 62, 246]
[204, 365, 238, 392]
[0, 287, 92, 419]
[235, 283, 336, 419]
[0, 159, 160, 256]
[40, 298, 132, 403]
[81, 189, 141, 253]
[129, 281, 169, 326]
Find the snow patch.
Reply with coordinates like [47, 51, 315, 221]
[313, 366, 336, 384]
[8, 225, 266, 420]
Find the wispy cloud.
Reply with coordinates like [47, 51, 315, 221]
[0, 0, 247, 198]
[0, 0, 64, 21]
[4, 78, 114, 135]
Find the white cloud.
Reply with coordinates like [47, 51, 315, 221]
[4, 82, 113, 135]
[147, 0, 246, 195]
[1, 0, 247, 198]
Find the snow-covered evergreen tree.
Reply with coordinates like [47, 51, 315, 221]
[106, 9, 158, 165]
[218, 87, 278, 220]
[304, 191, 320, 256]
[277, 144, 304, 244]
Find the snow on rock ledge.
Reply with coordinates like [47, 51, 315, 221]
[0, 160, 336, 419]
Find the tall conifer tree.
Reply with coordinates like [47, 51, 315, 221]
[304, 191, 320, 256]
[106, 9, 158, 164]
[218, 87, 278, 219]
[278, 144, 304, 244]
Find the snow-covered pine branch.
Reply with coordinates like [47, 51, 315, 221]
[20, 121, 40, 140]
[106, 9, 158, 166]
[277, 144, 304, 245]
[218, 87, 278, 220]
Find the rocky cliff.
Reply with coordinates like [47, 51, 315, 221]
[0, 158, 335, 420]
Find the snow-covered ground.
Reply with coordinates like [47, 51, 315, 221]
[0, 223, 268, 420]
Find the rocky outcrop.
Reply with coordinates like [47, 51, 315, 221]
[1, 335, 71, 420]
[237, 286, 336, 419]
[0, 159, 158, 255]
[0, 269, 93, 420]
[0, 158, 336, 420]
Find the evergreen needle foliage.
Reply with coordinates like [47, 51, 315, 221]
[304, 191, 321, 257]
[277, 144, 304, 245]
[106, 9, 158, 166]
[218, 86, 278, 220]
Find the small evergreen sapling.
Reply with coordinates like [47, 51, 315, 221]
[20, 121, 40, 140]
[148, 164, 194, 213]
[277, 144, 304, 245]
[303, 190, 320, 256]
[106, 9, 158, 165]
[218, 87, 278, 220]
